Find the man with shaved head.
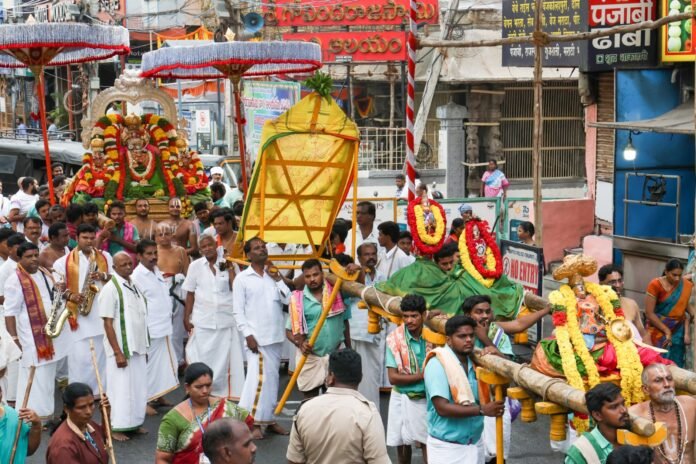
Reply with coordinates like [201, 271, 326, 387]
[100, 251, 149, 441]
[202, 418, 257, 464]
[629, 363, 696, 464]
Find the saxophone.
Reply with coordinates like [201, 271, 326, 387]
[77, 253, 100, 316]
[45, 281, 68, 338]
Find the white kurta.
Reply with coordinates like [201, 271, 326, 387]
[344, 227, 380, 258]
[9, 190, 38, 232]
[99, 274, 149, 431]
[53, 250, 113, 393]
[0, 258, 18, 401]
[5, 269, 72, 418]
[182, 257, 244, 399]
[132, 264, 178, 401]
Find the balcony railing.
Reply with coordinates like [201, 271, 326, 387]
[358, 125, 440, 171]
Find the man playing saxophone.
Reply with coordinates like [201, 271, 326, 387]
[53, 223, 112, 397]
[5, 242, 73, 420]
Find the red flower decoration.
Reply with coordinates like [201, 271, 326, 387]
[552, 312, 568, 327]
[464, 219, 503, 280]
[614, 308, 625, 318]
[406, 198, 447, 255]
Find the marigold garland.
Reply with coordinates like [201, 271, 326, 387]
[406, 198, 447, 255]
[458, 219, 503, 288]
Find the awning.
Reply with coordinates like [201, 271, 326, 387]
[589, 100, 695, 135]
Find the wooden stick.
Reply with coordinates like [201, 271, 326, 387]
[90, 339, 117, 464]
[532, 0, 544, 247]
[418, 12, 695, 49]
[9, 365, 36, 464]
[275, 262, 359, 415]
[495, 384, 504, 464]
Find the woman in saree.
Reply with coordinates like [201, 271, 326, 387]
[480, 160, 509, 198]
[645, 259, 695, 368]
[156, 363, 253, 464]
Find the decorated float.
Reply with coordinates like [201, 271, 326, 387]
[61, 71, 210, 216]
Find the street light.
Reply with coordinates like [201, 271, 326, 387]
[623, 133, 637, 161]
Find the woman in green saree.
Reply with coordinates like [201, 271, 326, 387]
[156, 363, 253, 464]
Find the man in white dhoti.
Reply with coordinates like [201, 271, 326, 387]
[233, 237, 291, 440]
[350, 242, 386, 407]
[132, 239, 178, 415]
[100, 252, 149, 441]
[53, 223, 112, 397]
[0, 233, 28, 405]
[5, 242, 73, 419]
[183, 233, 244, 400]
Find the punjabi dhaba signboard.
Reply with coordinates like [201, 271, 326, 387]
[661, 0, 696, 61]
[283, 31, 408, 62]
[264, 0, 438, 27]
[582, 0, 657, 71]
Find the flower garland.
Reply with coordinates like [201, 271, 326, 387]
[458, 219, 503, 288]
[406, 198, 447, 255]
[127, 149, 157, 182]
[585, 282, 644, 405]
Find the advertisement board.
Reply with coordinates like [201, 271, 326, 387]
[283, 31, 408, 62]
[660, 0, 696, 61]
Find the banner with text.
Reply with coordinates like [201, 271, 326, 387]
[502, 0, 587, 67]
[265, 0, 438, 27]
[582, 0, 657, 71]
[500, 240, 544, 295]
[284, 31, 408, 62]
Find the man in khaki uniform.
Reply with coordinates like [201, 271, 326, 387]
[286, 349, 390, 464]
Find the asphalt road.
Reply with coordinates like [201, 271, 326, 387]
[26, 367, 565, 464]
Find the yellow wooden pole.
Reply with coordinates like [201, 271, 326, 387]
[275, 261, 358, 415]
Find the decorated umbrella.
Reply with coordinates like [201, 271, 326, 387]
[0, 23, 130, 204]
[140, 41, 322, 192]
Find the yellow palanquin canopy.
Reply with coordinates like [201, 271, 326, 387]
[239, 92, 359, 255]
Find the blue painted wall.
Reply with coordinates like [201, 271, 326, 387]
[613, 70, 695, 242]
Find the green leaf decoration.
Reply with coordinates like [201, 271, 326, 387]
[303, 72, 333, 102]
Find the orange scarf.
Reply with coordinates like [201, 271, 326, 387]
[65, 248, 108, 329]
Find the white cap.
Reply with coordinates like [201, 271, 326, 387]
[210, 167, 224, 176]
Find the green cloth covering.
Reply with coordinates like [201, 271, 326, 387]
[375, 258, 524, 320]
[540, 338, 604, 377]
[565, 426, 613, 464]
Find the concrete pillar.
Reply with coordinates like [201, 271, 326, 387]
[437, 101, 468, 198]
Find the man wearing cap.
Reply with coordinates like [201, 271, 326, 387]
[209, 167, 243, 206]
[459, 204, 474, 222]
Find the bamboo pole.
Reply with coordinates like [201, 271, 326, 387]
[9, 365, 35, 464]
[90, 339, 116, 464]
[275, 262, 359, 415]
[532, 0, 544, 247]
[418, 12, 695, 49]
[473, 352, 656, 437]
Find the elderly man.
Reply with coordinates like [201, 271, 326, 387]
[629, 363, 696, 464]
[459, 204, 474, 222]
[233, 237, 291, 439]
[132, 239, 178, 414]
[100, 252, 149, 441]
[5, 242, 73, 420]
[53, 224, 112, 397]
[202, 418, 257, 464]
[183, 233, 244, 400]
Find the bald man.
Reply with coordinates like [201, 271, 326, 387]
[629, 363, 696, 464]
[202, 418, 257, 464]
[100, 252, 149, 441]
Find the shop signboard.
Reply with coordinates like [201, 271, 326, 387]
[265, 0, 438, 27]
[283, 31, 408, 62]
[582, 0, 657, 71]
[660, 0, 696, 61]
[502, 0, 586, 67]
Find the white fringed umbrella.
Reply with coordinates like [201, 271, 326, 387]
[0, 23, 130, 203]
[140, 41, 322, 191]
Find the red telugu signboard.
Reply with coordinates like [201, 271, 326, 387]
[283, 31, 408, 62]
[265, 0, 438, 27]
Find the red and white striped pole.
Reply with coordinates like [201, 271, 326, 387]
[405, 0, 417, 201]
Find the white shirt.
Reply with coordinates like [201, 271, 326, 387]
[376, 246, 413, 279]
[99, 273, 149, 356]
[350, 270, 386, 343]
[5, 268, 73, 366]
[266, 243, 302, 278]
[53, 249, 113, 340]
[9, 190, 38, 232]
[132, 264, 172, 339]
[0, 195, 11, 217]
[232, 265, 290, 346]
[182, 256, 236, 330]
[344, 227, 380, 258]
[0, 258, 17, 298]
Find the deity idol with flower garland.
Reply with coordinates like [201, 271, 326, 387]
[530, 254, 672, 429]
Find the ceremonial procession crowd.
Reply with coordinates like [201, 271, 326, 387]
[0, 165, 693, 464]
